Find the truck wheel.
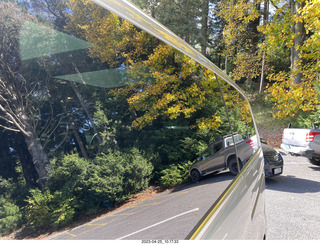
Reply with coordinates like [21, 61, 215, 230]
[190, 170, 201, 183]
[309, 156, 320, 166]
[228, 158, 241, 175]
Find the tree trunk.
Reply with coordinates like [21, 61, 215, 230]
[24, 125, 51, 189]
[259, 0, 269, 93]
[260, 51, 266, 93]
[71, 122, 89, 160]
[291, 0, 305, 84]
[201, 0, 209, 56]
[70, 81, 103, 144]
[14, 133, 38, 187]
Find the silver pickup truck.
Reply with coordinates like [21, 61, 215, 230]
[281, 125, 320, 164]
[190, 134, 254, 182]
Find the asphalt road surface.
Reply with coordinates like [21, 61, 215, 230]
[49, 172, 234, 240]
[266, 153, 320, 240]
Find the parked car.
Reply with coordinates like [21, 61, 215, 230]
[261, 140, 283, 177]
[281, 124, 320, 164]
[190, 134, 254, 182]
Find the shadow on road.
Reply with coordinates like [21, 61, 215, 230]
[171, 171, 234, 193]
[266, 175, 320, 193]
[309, 166, 320, 171]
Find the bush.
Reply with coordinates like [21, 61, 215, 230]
[50, 192, 75, 229]
[81, 148, 153, 210]
[0, 177, 15, 196]
[158, 161, 193, 187]
[23, 150, 154, 230]
[25, 188, 75, 230]
[25, 189, 53, 229]
[123, 148, 154, 194]
[0, 197, 22, 237]
[48, 150, 153, 215]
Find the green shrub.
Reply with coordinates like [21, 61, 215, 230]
[0, 177, 15, 196]
[0, 197, 22, 237]
[50, 192, 75, 229]
[84, 148, 154, 208]
[48, 154, 89, 192]
[48, 150, 153, 215]
[123, 148, 154, 195]
[25, 189, 75, 230]
[158, 161, 193, 187]
[25, 189, 53, 229]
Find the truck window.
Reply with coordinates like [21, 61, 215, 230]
[213, 142, 223, 153]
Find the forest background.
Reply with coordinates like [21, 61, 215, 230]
[0, 0, 319, 238]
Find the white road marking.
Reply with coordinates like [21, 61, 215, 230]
[117, 208, 200, 240]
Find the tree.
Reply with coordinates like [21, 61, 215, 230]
[21, 0, 68, 28]
[65, 0, 254, 134]
[200, 0, 210, 56]
[291, 0, 306, 84]
[261, 0, 320, 118]
[155, 0, 200, 45]
[132, 0, 159, 18]
[0, 1, 51, 189]
[217, 0, 263, 84]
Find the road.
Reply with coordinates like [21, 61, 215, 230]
[266, 153, 320, 240]
[49, 172, 233, 240]
[49, 153, 320, 240]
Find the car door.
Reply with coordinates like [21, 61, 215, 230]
[209, 141, 225, 171]
[197, 145, 214, 174]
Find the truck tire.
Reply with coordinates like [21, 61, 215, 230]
[190, 169, 201, 183]
[228, 158, 241, 175]
[308, 156, 320, 166]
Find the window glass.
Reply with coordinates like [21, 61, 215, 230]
[0, 0, 259, 239]
[213, 142, 223, 153]
[222, 83, 258, 169]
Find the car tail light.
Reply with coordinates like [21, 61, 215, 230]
[246, 139, 254, 147]
[306, 132, 320, 142]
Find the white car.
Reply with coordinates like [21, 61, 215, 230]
[281, 126, 320, 164]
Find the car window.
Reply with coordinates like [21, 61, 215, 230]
[0, 0, 261, 240]
[225, 85, 257, 165]
[225, 138, 234, 147]
[213, 142, 223, 153]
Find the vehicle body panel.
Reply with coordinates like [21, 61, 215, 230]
[199, 144, 225, 174]
[281, 128, 318, 157]
[309, 134, 320, 157]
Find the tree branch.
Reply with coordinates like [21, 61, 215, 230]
[0, 123, 20, 132]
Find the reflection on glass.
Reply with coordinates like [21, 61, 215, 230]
[19, 21, 92, 61]
[0, 0, 261, 240]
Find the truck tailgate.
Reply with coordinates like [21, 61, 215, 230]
[309, 134, 320, 154]
[282, 128, 310, 147]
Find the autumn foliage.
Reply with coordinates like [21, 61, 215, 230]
[65, 0, 253, 132]
[262, 0, 320, 119]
